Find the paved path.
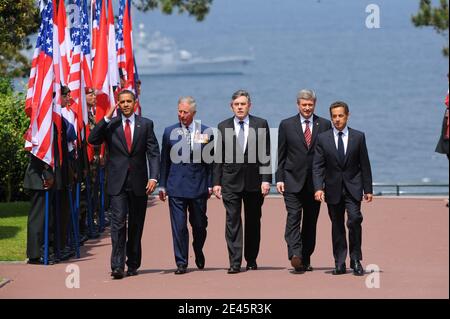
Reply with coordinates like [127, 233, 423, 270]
[0, 197, 448, 299]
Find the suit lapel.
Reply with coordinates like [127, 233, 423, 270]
[248, 115, 262, 154]
[131, 115, 142, 153]
[326, 130, 343, 168]
[311, 115, 321, 148]
[114, 117, 129, 153]
[292, 116, 307, 149]
[343, 128, 354, 167]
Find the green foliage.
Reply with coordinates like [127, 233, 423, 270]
[0, 78, 30, 202]
[0, 201, 29, 261]
[132, 0, 213, 21]
[0, 0, 40, 78]
[412, 0, 449, 56]
[0, 0, 212, 78]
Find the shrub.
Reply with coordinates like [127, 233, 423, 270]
[0, 77, 29, 202]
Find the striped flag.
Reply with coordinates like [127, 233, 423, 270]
[57, 0, 72, 86]
[116, 0, 127, 83]
[116, 0, 140, 114]
[52, 0, 63, 165]
[92, 0, 110, 122]
[68, 0, 92, 140]
[91, 0, 101, 61]
[107, 0, 119, 100]
[24, 0, 55, 167]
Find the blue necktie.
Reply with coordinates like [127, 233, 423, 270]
[338, 131, 345, 164]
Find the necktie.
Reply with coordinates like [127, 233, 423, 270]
[125, 119, 132, 152]
[185, 126, 191, 152]
[237, 120, 245, 152]
[304, 120, 312, 148]
[337, 131, 345, 164]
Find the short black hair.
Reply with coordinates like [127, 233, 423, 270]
[61, 86, 70, 96]
[329, 101, 349, 115]
[231, 89, 251, 103]
[118, 89, 136, 102]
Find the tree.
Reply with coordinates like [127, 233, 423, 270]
[0, 0, 41, 78]
[0, 0, 213, 78]
[412, 0, 449, 56]
[133, 0, 213, 21]
[0, 77, 30, 202]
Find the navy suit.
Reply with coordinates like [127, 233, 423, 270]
[160, 122, 214, 267]
[313, 127, 373, 265]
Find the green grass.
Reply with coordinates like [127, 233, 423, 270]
[0, 201, 29, 261]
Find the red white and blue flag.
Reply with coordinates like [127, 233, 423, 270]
[24, 0, 55, 167]
[68, 0, 92, 141]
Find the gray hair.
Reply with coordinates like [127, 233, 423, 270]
[231, 89, 251, 103]
[178, 96, 197, 112]
[296, 89, 316, 102]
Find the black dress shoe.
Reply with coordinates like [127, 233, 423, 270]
[332, 263, 346, 275]
[111, 268, 124, 279]
[126, 268, 138, 276]
[246, 262, 258, 270]
[195, 252, 205, 270]
[27, 258, 42, 265]
[350, 260, 364, 276]
[303, 264, 313, 271]
[227, 266, 241, 274]
[28, 256, 56, 265]
[290, 255, 304, 272]
[175, 265, 187, 275]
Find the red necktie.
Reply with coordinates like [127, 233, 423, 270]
[304, 120, 312, 148]
[125, 119, 132, 152]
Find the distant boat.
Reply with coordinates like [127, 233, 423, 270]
[134, 25, 254, 75]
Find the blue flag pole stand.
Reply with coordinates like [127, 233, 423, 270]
[44, 190, 49, 265]
[99, 167, 105, 232]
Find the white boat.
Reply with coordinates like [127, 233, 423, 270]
[134, 25, 253, 75]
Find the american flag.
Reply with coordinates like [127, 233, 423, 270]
[92, 0, 110, 122]
[108, 0, 119, 93]
[91, 0, 102, 61]
[57, 0, 72, 86]
[68, 0, 92, 140]
[116, 0, 127, 81]
[24, 0, 55, 167]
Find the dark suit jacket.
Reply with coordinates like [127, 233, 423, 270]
[23, 154, 54, 191]
[160, 123, 214, 198]
[276, 114, 331, 193]
[213, 115, 272, 193]
[313, 128, 373, 204]
[88, 115, 160, 196]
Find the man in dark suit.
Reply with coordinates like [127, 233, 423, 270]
[313, 101, 373, 276]
[276, 89, 331, 273]
[213, 89, 272, 274]
[24, 154, 55, 264]
[159, 96, 214, 275]
[88, 90, 160, 279]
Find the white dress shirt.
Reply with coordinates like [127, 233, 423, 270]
[299, 114, 314, 134]
[182, 121, 195, 149]
[234, 115, 250, 152]
[333, 126, 349, 155]
[121, 113, 136, 141]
